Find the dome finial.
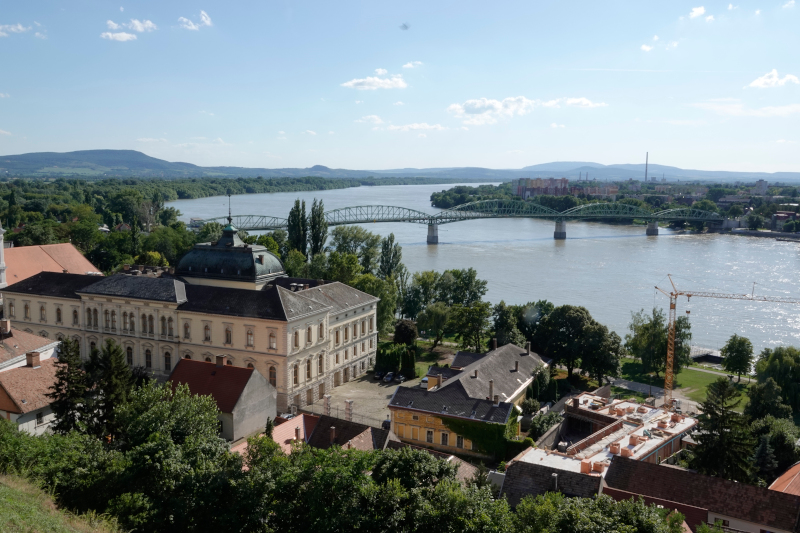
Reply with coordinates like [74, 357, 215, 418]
[227, 192, 233, 225]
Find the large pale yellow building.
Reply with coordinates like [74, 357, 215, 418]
[0, 222, 378, 413]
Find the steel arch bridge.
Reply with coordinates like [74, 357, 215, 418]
[194, 199, 723, 231]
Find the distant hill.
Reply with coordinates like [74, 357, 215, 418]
[0, 149, 798, 183]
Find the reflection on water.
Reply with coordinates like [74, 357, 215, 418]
[169, 183, 800, 353]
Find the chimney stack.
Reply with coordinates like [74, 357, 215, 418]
[330, 426, 336, 445]
[295, 426, 301, 442]
[525, 342, 531, 355]
[323, 394, 331, 416]
[515, 360, 519, 372]
[215, 355, 225, 367]
[474, 369, 478, 378]
[437, 373, 442, 388]
[0, 319, 11, 335]
[552, 473, 558, 491]
[303, 284, 309, 290]
[492, 338, 497, 351]
[493, 395, 500, 406]
[489, 379, 494, 400]
[26, 351, 40, 368]
[345, 400, 353, 421]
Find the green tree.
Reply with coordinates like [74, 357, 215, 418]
[198, 221, 224, 242]
[378, 233, 402, 280]
[402, 270, 441, 319]
[449, 268, 488, 306]
[721, 334, 753, 382]
[755, 346, 800, 410]
[520, 398, 540, 416]
[353, 274, 398, 334]
[516, 300, 554, 350]
[308, 199, 328, 257]
[581, 324, 624, 385]
[747, 214, 764, 230]
[751, 415, 800, 474]
[625, 308, 692, 378]
[752, 435, 778, 482]
[284, 249, 307, 277]
[371, 445, 458, 490]
[328, 226, 382, 275]
[744, 377, 793, 420]
[693, 199, 719, 213]
[534, 305, 599, 377]
[47, 338, 88, 434]
[287, 198, 308, 256]
[727, 204, 744, 218]
[130, 215, 141, 256]
[450, 301, 492, 352]
[691, 377, 755, 482]
[417, 301, 451, 350]
[140, 225, 194, 265]
[264, 417, 275, 439]
[134, 250, 169, 266]
[326, 251, 363, 285]
[158, 206, 181, 227]
[83, 339, 134, 440]
[493, 301, 525, 347]
[393, 319, 418, 346]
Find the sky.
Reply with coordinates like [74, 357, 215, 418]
[1, 1, 799, 172]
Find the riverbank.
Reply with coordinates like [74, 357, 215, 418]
[713, 228, 800, 241]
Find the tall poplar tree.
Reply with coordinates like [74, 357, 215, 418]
[308, 199, 328, 257]
[47, 337, 88, 434]
[84, 338, 134, 439]
[378, 233, 403, 280]
[287, 199, 308, 257]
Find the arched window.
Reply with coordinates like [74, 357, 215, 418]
[164, 351, 171, 372]
[226, 359, 232, 366]
[72, 309, 79, 326]
[247, 363, 254, 369]
[24, 303, 30, 319]
[246, 329, 254, 347]
[168, 317, 174, 337]
[104, 310, 110, 329]
[225, 327, 232, 344]
[204, 324, 211, 341]
[361, 321, 366, 335]
[318, 355, 323, 374]
[269, 366, 277, 387]
[90, 341, 97, 353]
[307, 327, 312, 343]
[293, 365, 299, 385]
[126, 346, 133, 366]
[205, 357, 212, 362]
[184, 353, 191, 359]
[129, 315, 135, 334]
[122, 312, 128, 330]
[111, 311, 116, 330]
[306, 359, 311, 379]
[145, 349, 152, 368]
[160, 316, 167, 336]
[184, 323, 190, 339]
[86, 308, 92, 325]
[148, 315, 154, 334]
[92, 309, 98, 328]
[56, 308, 62, 323]
[269, 332, 277, 349]
[293, 331, 299, 348]
[8, 302, 14, 317]
[141, 314, 147, 334]
[319, 323, 324, 339]
[40, 305, 46, 321]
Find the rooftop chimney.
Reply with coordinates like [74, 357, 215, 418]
[26, 351, 40, 369]
[215, 355, 225, 368]
[474, 369, 478, 378]
[525, 342, 531, 355]
[489, 379, 494, 400]
[514, 360, 519, 372]
[492, 338, 497, 351]
[295, 426, 301, 442]
[303, 284, 309, 290]
[437, 374, 442, 388]
[330, 426, 336, 445]
[552, 473, 558, 491]
[493, 395, 500, 406]
[0, 319, 11, 335]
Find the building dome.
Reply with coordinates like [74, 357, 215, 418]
[176, 223, 285, 288]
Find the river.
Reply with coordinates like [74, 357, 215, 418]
[168, 183, 800, 354]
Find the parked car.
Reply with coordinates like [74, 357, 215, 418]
[395, 374, 406, 383]
[374, 370, 386, 380]
[419, 377, 428, 388]
[383, 372, 395, 383]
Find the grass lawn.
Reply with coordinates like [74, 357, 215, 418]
[413, 344, 456, 378]
[0, 475, 118, 533]
[611, 386, 649, 403]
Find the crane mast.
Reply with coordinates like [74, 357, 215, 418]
[655, 274, 800, 410]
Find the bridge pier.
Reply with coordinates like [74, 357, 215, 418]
[646, 221, 659, 236]
[427, 223, 439, 244]
[554, 220, 567, 240]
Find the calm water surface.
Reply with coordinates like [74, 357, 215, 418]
[169, 183, 800, 353]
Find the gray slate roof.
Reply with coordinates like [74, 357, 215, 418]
[294, 282, 379, 314]
[2, 272, 100, 300]
[502, 460, 602, 506]
[389, 380, 513, 424]
[76, 275, 187, 303]
[451, 351, 486, 369]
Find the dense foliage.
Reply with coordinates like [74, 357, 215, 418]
[625, 308, 692, 377]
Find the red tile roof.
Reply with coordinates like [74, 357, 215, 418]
[0, 327, 58, 366]
[772, 462, 800, 496]
[0, 358, 59, 414]
[168, 359, 253, 413]
[4, 243, 101, 284]
[230, 414, 321, 457]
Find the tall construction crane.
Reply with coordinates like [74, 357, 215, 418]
[655, 274, 800, 409]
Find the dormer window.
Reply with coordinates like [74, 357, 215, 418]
[257, 255, 264, 265]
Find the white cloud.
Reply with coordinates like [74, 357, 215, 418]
[0, 93, 9, 98]
[355, 100, 363, 104]
[694, 99, 800, 117]
[107, 20, 120, 30]
[136, 137, 167, 143]
[341, 74, 407, 90]
[278, 131, 285, 135]
[355, 115, 384, 124]
[179, 10, 212, 30]
[393, 101, 404, 105]
[690, 6, 706, 18]
[0, 129, 10, 135]
[653, 35, 659, 41]
[329, 131, 334, 135]
[550, 123, 565, 128]
[402, 61, 422, 68]
[418, 134, 426, 138]
[666, 41, 679, 50]
[120, 6, 124, 11]
[101, 32, 137, 41]
[641, 44, 653, 52]
[0, 23, 31, 37]
[747, 69, 800, 88]
[34, 31, 46, 39]
[756, 9, 761, 14]
[784, 0, 795, 7]
[127, 19, 157, 32]
[375, 68, 387, 75]
[200, 110, 214, 116]
[302, 130, 317, 135]
[728, 3, 737, 9]
[447, 96, 607, 125]
[706, 15, 715, 21]
[387, 123, 445, 132]
[776, 139, 796, 143]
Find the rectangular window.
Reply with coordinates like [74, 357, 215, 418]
[361, 342, 365, 353]
[441, 433, 449, 446]
[456, 436, 464, 449]
[335, 330, 340, 344]
[412, 427, 419, 440]
[345, 349, 348, 360]
[36, 412, 44, 426]
[397, 424, 405, 438]
[412, 415, 419, 421]
[426, 430, 433, 444]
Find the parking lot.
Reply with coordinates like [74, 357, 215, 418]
[306, 370, 425, 427]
